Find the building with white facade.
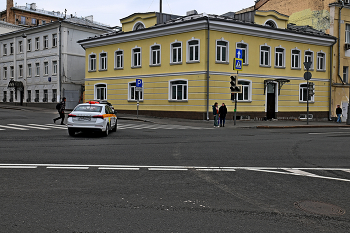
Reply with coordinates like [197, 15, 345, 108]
[0, 20, 113, 109]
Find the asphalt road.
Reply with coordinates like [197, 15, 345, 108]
[1, 108, 350, 232]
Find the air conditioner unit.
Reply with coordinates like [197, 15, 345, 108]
[345, 43, 350, 50]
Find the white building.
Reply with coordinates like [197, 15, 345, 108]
[0, 20, 113, 109]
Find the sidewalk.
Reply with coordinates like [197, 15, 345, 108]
[1, 103, 349, 128]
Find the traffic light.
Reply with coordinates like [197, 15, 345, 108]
[230, 75, 237, 92]
[308, 82, 315, 97]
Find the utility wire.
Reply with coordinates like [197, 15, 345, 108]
[147, 0, 156, 11]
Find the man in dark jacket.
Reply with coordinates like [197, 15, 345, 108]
[219, 103, 227, 127]
[336, 105, 342, 123]
[212, 102, 219, 127]
[54, 97, 66, 125]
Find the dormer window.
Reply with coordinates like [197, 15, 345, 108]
[133, 22, 145, 31]
[265, 20, 277, 28]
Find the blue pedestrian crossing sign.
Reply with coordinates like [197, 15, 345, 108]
[136, 79, 142, 87]
[236, 49, 243, 59]
[234, 58, 243, 71]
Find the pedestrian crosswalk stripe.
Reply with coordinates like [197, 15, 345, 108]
[8, 124, 50, 130]
[28, 124, 67, 129]
[0, 125, 28, 130]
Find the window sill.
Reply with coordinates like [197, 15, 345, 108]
[316, 69, 326, 72]
[259, 65, 271, 68]
[149, 64, 161, 67]
[215, 61, 229, 64]
[170, 62, 182, 65]
[243, 63, 249, 66]
[236, 100, 252, 103]
[274, 66, 285, 69]
[128, 100, 144, 102]
[168, 100, 188, 102]
[52, 74, 57, 76]
[88, 70, 96, 73]
[43, 74, 49, 76]
[99, 69, 108, 72]
[304, 69, 314, 71]
[186, 61, 200, 64]
[114, 67, 124, 70]
[299, 101, 315, 103]
[291, 67, 301, 70]
[131, 66, 142, 69]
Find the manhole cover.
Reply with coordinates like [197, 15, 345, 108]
[294, 201, 345, 216]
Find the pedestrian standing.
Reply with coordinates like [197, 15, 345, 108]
[336, 105, 342, 123]
[212, 102, 219, 127]
[54, 97, 66, 125]
[219, 103, 227, 127]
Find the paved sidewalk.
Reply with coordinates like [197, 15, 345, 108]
[1, 103, 349, 129]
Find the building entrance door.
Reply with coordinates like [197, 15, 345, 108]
[266, 83, 276, 119]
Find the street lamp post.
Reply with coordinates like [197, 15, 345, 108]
[303, 61, 312, 125]
[22, 33, 27, 105]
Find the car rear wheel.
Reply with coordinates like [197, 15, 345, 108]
[68, 128, 76, 137]
[112, 119, 117, 132]
[103, 124, 109, 137]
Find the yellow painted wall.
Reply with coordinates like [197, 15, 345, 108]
[121, 13, 157, 32]
[289, 9, 330, 32]
[254, 11, 289, 29]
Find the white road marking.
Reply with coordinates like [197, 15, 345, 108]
[0, 125, 28, 130]
[28, 124, 67, 129]
[8, 124, 50, 130]
[309, 132, 350, 135]
[45, 124, 67, 128]
[284, 169, 317, 177]
[98, 167, 140, 170]
[46, 166, 89, 170]
[149, 168, 189, 171]
[196, 169, 236, 172]
[0, 166, 37, 169]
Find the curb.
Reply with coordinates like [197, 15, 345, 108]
[256, 125, 350, 129]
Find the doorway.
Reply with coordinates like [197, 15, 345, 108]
[266, 82, 277, 119]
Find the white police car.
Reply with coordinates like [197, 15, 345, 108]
[67, 102, 117, 137]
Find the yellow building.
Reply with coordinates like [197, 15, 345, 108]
[78, 11, 336, 120]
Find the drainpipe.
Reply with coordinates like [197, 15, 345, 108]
[206, 16, 210, 121]
[338, 1, 344, 85]
[330, 39, 337, 120]
[58, 21, 62, 101]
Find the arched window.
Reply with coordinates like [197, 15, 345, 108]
[133, 21, 145, 31]
[265, 20, 277, 28]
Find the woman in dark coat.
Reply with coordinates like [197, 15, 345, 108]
[219, 103, 227, 127]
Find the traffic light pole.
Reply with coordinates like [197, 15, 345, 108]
[234, 71, 238, 126]
[307, 80, 309, 125]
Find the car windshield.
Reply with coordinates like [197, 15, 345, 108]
[74, 105, 102, 112]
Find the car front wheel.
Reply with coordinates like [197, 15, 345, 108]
[112, 119, 117, 132]
[103, 124, 109, 137]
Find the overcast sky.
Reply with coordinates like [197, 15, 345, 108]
[5, 0, 255, 26]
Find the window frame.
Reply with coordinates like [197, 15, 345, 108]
[19, 64, 23, 77]
[27, 39, 32, 52]
[10, 43, 14, 55]
[304, 49, 314, 71]
[316, 51, 326, 71]
[94, 83, 107, 100]
[274, 46, 285, 68]
[52, 61, 58, 75]
[27, 63, 32, 77]
[150, 43, 161, 66]
[35, 62, 40, 76]
[346, 24, 350, 44]
[237, 79, 252, 102]
[186, 38, 200, 63]
[44, 61, 49, 75]
[343, 66, 349, 83]
[216, 38, 229, 64]
[128, 81, 144, 101]
[43, 35, 49, 49]
[35, 37, 40, 50]
[168, 79, 188, 102]
[18, 41, 23, 53]
[259, 44, 271, 67]
[236, 41, 249, 65]
[170, 40, 183, 65]
[99, 52, 108, 71]
[3, 44, 7, 56]
[131, 46, 142, 68]
[10, 66, 14, 78]
[299, 83, 314, 103]
[114, 49, 124, 70]
[88, 53, 97, 72]
[291, 48, 301, 69]
[52, 34, 57, 47]
[3, 66, 7, 79]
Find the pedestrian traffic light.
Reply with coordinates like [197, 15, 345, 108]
[230, 75, 237, 91]
[308, 82, 315, 97]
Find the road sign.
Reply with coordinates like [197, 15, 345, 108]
[234, 58, 243, 71]
[135, 87, 142, 92]
[136, 79, 142, 87]
[236, 49, 242, 59]
[304, 72, 312, 80]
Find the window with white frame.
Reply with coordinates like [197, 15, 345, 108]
[291, 49, 301, 69]
[129, 82, 143, 101]
[299, 83, 314, 102]
[346, 24, 350, 44]
[150, 44, 161, 65]
[88, 54, 96, 71]
[100, 52, 107, 70]
[3, 44, 7, 55]
[169, 80, 188, 101]
[44, 36, 49, 49]
[236, 42, 248, 64]
[260, 45, 270, 66]
[19, 41, 23, 53]
[35, 37, 40, 50]
[237, 80, 251, 101]
[171, 41, 182, 64]
[10, 43, 13, 54]
[95, 84, 107, 100]
[114, 50, 123, 69]
[343, 66, 348, 83]
[187, 39, 199, 62]
[27, 39, 32, 51]
[52, 34, 57, 47]
[304, 50, 314, 70]
[32, 18, 36, 25]
[133, 22, 145, 31]
[52, 61, 57, 75]
[19, 64, 23, 77]
[216, 40, 228, 63]
[275, 47, 285, 68]
[35, 62, 40, 76]
[132, 47, 141, 67]
[317, 52, 326, 71]
[10, 66, 14, 78]
[27, 64, 32, 77]
[44, 61, 48, 75]
[3, 67, 7, 79]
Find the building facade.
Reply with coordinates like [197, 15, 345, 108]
[0, 20, 112, 109]
[79, 11, 336, 120]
